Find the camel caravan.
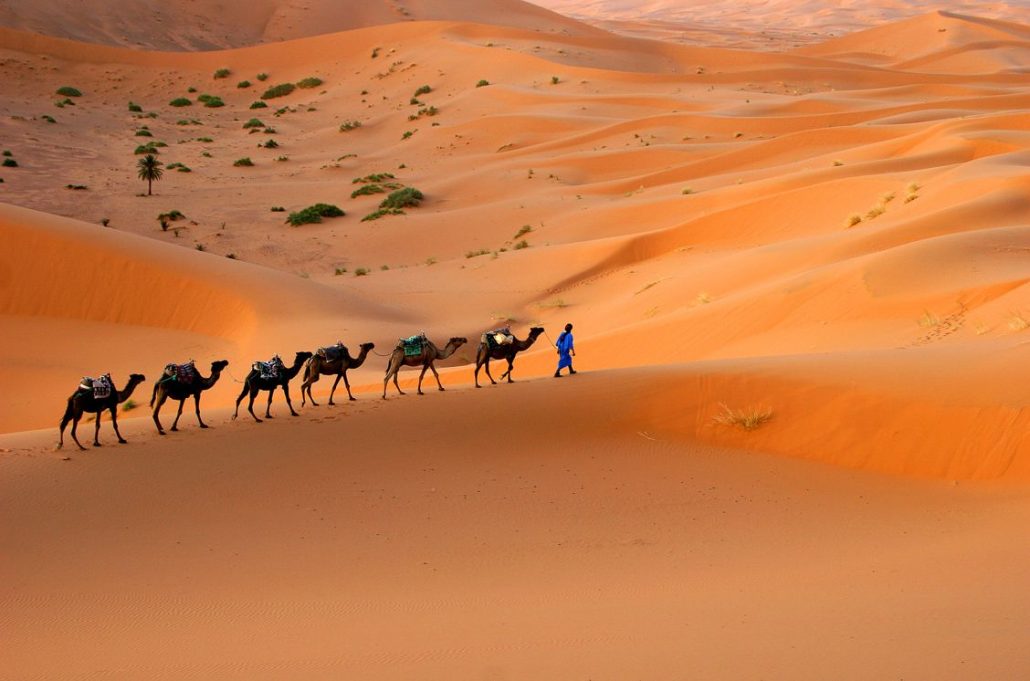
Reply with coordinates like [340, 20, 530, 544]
[57, 325, 550, 450]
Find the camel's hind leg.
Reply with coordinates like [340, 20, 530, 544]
[58, 401, 75, 449]
[342, 370, 356, 401]
[501, 357, 516, 383]
[264, 386, 276, 419]
[246, 385, 262, 423]
[233, 382, 249, 420]
[152, 391, 169, 435]
[283, 384, 299, 416]
[301, 369, 319, 407]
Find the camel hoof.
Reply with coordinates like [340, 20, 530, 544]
[349, 397, 356, 402]
[438, 388, 445, 392]
[199, 424, 209, 429]
[170, 427, 179, 432]
[158, 431, 166, 436]
[118, 439, 128, 444]
[475, 385, 481, 389]
[93, 443, 102, 448]
[77, 445, 87, 451]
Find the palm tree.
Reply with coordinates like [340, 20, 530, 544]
[137, 154, 163, 195]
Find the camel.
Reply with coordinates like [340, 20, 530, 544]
[382, 335, 467, 398]
[58, 374, 146, 450]
[150, 359, 228, 435]
[233, 351, 312, 422]
[474, 326, 545, 388]
[300, 342, 375, 406]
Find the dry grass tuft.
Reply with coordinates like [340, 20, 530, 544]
[713, 403, 773, 431]
[846, 213, 862, 228]
[695, 292, 712, 305]
[1008, 313, 1029, 331]
[919, 310, 941, 328]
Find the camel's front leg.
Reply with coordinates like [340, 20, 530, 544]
[328, 374, 342, 406]
[110, 406, 127, 444]
[483, 356, 497, 385]
[343, 370, 356, 401]
[194, 393, 209, 428]
[417, 364, 430, 395]
[429, 362, 445, 392]
[283, 384, 299, 416]
[171, 398, 186, 431]
[504, 357, 516, 383]
[302, 374, 319, 407]
[264, 386, 276, 419]
[93, 410, 103, 447]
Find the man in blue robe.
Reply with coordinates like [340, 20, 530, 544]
[554, 323, 576, 377]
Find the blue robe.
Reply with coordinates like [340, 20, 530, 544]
[556, 331, 574, 369]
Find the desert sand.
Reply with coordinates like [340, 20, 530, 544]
[1, 0, 1029, 678]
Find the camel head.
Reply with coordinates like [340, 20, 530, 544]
[294, 351, 314, 363]
[529, 327, 545, 338]
[126, 373, 147, 386]
[359, 342, 376, 352]
[449, 337, 468, 348]
[211, 359, 230, 372]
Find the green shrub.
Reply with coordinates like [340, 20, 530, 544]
[187, 86, 197, 93]
[270, 206, 285, 212]
[285, 203, 345, 226]
[128, 101, 143, 112]
[354, 267, 369, 276]
[413, 84, 432, 97]
[514, 240, 529, 250]
[353, 173, 395, 184]
[233, 157, 254, 167]
[256, 73, 269, 81]
[213, 68, 231, 79]
[3, 158, 18, 167]
[243, 118, 265, 129]
[250, 101, 267, 109]
[339, 120, 362, 132]
[41, 115, 56, 123]
[260, 139, 279, 149]
[334, 267, 347, 275]
[176, 118, 201, 125]
[408, 106, 438, 120]
[261, 83, 296, 99]
[237, 80, 251, 89]
[56, 86, 82, 97]
[514, 224, 533, 238]
[2, 151, 11, 156]
[196, 137, 213, 143]
[158, 210, 185, 222]
[401, 130, 414, 140]
[361, 208, 404, 222]
[380, 187, 423, 210]
[465, 248, 490, 258]
[198, 94, 224, 108]
[169, 97, 192, 107]
[275, 155, 288, 162]
[551, 76, 560, 85]
[351, 184, 386, 198]
[476, 79, 490, 87]
[296, 77, 323, 89]
[176, 165, 192, 173]
[134, 144, 158, 155]
[135, 129, 153, 137]
[262, 127, 277, 134]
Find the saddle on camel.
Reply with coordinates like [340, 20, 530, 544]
[316, 342, 346, 362]
[78, 373, 113, 399]
[160, 359, 197, 385]
[253, 355, 285, 380]
[400, 333, 427, 357]
[480, 326, 514, 349]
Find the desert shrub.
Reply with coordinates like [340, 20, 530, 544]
[401, 130, 414, 140]
[408, 106, 438, 120]
[296, 77, 323, 88]
[351, 184, 386, 198]
[354, 268, 369, 276]
[465, 248, 490, 258]
[250, 101, 267, 109]
[55, 98, 75, 107]
[176, 165, 192, 172]
[176, 118, 201, 125]
[196, 137, 213, 143]
[2, 158, 18, 167]
[213, 68, 231, 79]
[65, 184, 87, 190]
[243, 118, 265, 129]
[353, 173, 395, 184]
[198, 94, 224, 108]
[41, 115, 56, 123]
[713, 404, 773, 430]
[3, 151, 12, 156]
[476, 79, 490, 87]
[334, 267, 347, 275]
[122, 399, 137, 412]
[233, 157, 254, 167]
[169, 97, 192, 107]
[514, 225, 533, 238]
[262, 127, 277, 134]
[56, 86, 82, 97]
[339, 120, 362, 132]
[285, 203, 345, 226]
[158, 210, 185, 222]
[361, 208, 404, 222]
[261, 83, 296, 99]
[380, 187, 423, 210]
[274, 155, 288, 162]
[551, 76, 560, 84]
[256, 72, 269, 81]
[195, 243, 206, 251]
[413, 84, 432, 97]
[513, 240, 529, 250]
[846, 214, 862, 228]
[135, 129, 153, 137]
[270, 206, 285, 212]
[134, 144, 158, 155]
[128, 101, 143, 112]
[260, 139, 279, 148]
[187, 86, 197, 93]
[237, 80, 251, 89]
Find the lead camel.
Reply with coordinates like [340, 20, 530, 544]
[474, 327, 545, 388]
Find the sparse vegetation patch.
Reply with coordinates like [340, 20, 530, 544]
[56, 86, 82, 97]
[285, 203, 345, 226]
[261, 83, 296, 99]
[296, 77, 323, 89]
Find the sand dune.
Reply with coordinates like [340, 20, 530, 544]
[2, 3, 1030, 679]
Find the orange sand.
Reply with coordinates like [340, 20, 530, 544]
[1, 1, 1029, 678]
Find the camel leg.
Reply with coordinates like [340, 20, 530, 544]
[483, 356, 497, 386]
[328, 374, 342, 406]
[69, 414, 86, 451]
[430, 362, 445, 391]
[343, 370, 356, 401]
[301, 373, 317, 407]
[283, 384, 299, 416]
[504, 357, 515, 383]
[111, 405, 127, 444]
[93, 410, 102, 447]
[233, 382, 249, 420]
[393, 371, 405, 395]
[264, 386, 276, 419]
[247, 386, 262, 423]
[152, 391, 168, 435]
[194, 393, 209, 428]
[58, 402, 74, 449]
[171, 398, 186, 431]
[417, 365, 429, 395]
